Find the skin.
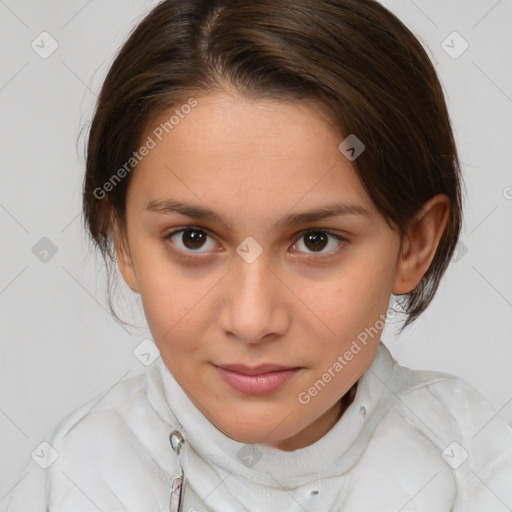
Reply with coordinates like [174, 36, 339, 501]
[114, 88, 449, 451]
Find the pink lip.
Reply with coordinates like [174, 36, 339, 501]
[214, 365, 301, 395]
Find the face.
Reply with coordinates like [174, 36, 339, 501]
[116, 90, 406, 451]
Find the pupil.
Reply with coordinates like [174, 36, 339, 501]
[305, 232, 327, 252]
[184, 230, 205, 250]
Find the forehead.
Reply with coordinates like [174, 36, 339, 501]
[127, 90, 377, 222]
[152, 91, 339, 155]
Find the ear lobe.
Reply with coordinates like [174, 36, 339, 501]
[112, 215, 139, 294]
[392, 194, 450, 295]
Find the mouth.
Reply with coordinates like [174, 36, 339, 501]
[213, 363, 302, 396]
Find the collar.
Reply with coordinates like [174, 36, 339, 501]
[146, 341, 398, 486]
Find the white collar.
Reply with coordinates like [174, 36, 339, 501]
[146, 341, 398, 486]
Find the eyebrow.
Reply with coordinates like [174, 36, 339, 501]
[145, 198, 370, 230]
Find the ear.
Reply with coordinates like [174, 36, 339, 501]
[112, 215, 139, 294]
[393, 194, 450, 295]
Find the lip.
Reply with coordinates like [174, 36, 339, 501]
[216, 363, 297, 375]
[213, 364, 301, 396]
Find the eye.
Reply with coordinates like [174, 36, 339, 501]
[291, 229, 347, 256]
[164, 227, 219, 254]
[163, 226, 348, 260]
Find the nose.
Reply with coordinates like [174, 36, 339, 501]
[219, 254, 290, 344]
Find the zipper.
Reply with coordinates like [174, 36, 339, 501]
[169, 430, 186, 512]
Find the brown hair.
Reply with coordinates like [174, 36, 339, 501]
[83, 0, 463, 330]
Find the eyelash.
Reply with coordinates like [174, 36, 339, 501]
[161, 226, 349, 261]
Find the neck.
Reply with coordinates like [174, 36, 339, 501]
[266, 381, 360, 452]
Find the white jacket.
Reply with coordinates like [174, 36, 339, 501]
[5, 342, 512, 511]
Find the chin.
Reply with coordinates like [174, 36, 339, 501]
[222, 426, 284, 446]
[209, 412, 302, 447]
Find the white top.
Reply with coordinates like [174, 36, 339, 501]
[5, 342, 512, 511]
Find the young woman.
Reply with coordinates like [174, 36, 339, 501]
[7, 0, 512, 510]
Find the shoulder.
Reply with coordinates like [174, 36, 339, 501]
[6, 367, 178, 510]
[372, 344, 504, 438]
[391, 362, 509, 440]
[46, 367, 178, 472]
[385, 359, 512, 508]
[41, 370, 150, 452]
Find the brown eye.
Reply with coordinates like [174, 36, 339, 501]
[292, 229, 346, 257]
[181, 230, 207, 250]
[165, 228, 218, 253]
[303, 231, 328, 252]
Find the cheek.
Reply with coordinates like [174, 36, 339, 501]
[130, 248, 193, 335]
[133, 256, 218, 362]
[309, 256, 396, 353]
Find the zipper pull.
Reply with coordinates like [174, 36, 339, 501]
[169, 431, 185, 512]
[170, 473, 183, 512]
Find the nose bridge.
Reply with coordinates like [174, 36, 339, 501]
[233, 250, 274, 312]
[233, 235, 273, 297]
[220, 245, 288, 343]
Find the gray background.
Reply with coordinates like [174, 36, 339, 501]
[1, 0, 511, 502]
